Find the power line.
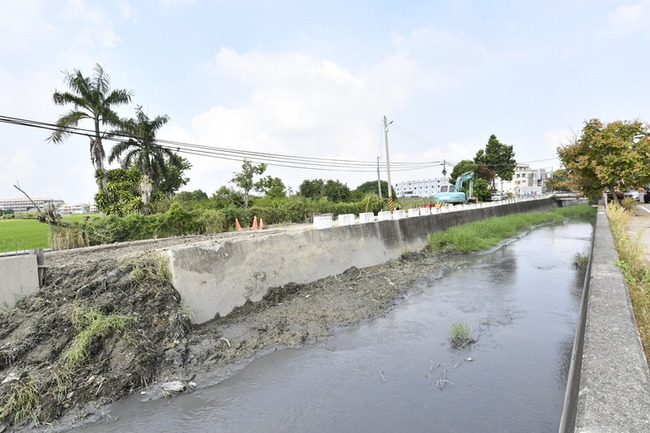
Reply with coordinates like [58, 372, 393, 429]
[0, 114, 447, 173]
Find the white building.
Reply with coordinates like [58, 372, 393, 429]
[0, 197, 64, 214]
[58, 203, 90, 215]
[498, 164, 549, 197]
[394, 178, 453, 198]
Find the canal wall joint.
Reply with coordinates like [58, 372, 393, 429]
[167, 198, 554, 324]
[560, 208, 650, 433]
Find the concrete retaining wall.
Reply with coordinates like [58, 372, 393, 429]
[560, 208, 650, 432]
[0, 251, 42, 311]
[168, 198, 554, 324]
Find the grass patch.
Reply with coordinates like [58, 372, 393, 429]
[63, 306, 132, 369]
[573, 252, 590, 270]
[0, 214, 98, 251]
[123, 253, 173, 287]
[0, 219, 50, 251]
[607, 204, 650, 364]
[449, 322, 475, 348]
[427, 204, 595, 254]
[0, 375, 40, 426]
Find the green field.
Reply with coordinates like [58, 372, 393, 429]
[0, 215, 98, 253]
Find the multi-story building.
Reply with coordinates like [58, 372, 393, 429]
[58, 203, 91, 215]
[499, 164, 549, 196]
[0, 197, 64, 214]
[394, 178, 453, 198]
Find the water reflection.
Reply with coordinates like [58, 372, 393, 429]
[72, 222, 592, 433]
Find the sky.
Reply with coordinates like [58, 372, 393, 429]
[1, 0, 650, 204]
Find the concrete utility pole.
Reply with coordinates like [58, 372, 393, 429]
[376, 156, 382, 199]
[383, 115, 393, 210]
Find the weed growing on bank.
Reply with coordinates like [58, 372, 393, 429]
[0, 375, 40, 425]
[607, 204, 650, 363]
[63, 306, 132, 369]
[573, 252, 590, 270]
[427, 204, 596, 254]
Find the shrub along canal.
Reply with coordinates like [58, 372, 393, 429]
[73, 220, 592, 433]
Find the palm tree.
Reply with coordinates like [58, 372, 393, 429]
[48, 64, 132, 189]
[108, 106, 183, 208]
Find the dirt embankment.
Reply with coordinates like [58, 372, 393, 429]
[0, 235, 450, 431]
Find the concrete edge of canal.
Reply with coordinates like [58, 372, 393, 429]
[560, 206, 650, 433]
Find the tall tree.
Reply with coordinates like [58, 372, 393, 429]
[558, 118, 650, 202]
[298, 178, 350, 202]
[475, 134, 517, 187]
[545, 168, 572, 192]
[448, 160, 490, 201]
[299, 179, 325, 199]
[108, 106, 184, 209]
[231, 159, 268, 208]
[354, 180, 391, 198]
[48, 64, 133, 189]
[256, 176, 287, 199]
[448, 160, 477, 185]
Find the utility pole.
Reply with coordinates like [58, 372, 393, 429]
[383, 115, 393, 210]
[376, 156, 382, 199]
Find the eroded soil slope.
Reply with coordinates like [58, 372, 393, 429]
[0, 236, 450, 431]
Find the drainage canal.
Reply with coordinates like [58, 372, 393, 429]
[73, 221, 592, 433]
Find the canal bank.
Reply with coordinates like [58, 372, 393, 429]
[560, 207, 650, 432]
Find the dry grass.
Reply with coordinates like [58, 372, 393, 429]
[607, 204, 650, 364]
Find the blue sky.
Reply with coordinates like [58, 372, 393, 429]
[1, 0, 649, 203]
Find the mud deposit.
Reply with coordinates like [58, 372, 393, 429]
[0, 234, 447, 431]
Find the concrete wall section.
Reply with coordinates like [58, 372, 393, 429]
[169, 198, 554, 324]
[0, 254, 40, 311]
[566, 210, 650, 432]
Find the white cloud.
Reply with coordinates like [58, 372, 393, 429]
[599, 0, 650, 36]
[174, 25, 501, 192]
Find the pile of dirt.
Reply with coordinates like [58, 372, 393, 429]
[0, 242, 450, 431]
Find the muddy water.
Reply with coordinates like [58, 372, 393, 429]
[75, 221, 591, 433]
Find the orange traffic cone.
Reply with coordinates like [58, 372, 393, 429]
[259, 218, 264, 230]
[235, 218, 242, 230]
[252, 216, 258, 230]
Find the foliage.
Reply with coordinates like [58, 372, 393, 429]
[558, 119, 650, 202]
[94, 168, 144, 216]
[474, 134, 517, 183]
[447, 160, 490, 201]
[353, 180, 391, 199]
[254, 175, 286, 199]
[174, 189, 209, 201]
[108, 107, 189, 210]
[473, 177, 491, 201]
[212, 185, 244, 208]
[449, 323, 475, 348]
[546, 168, 572, 192]
[63, 305, 131, 369]
[298, 178, 351, 202]
[448, 160, 477, 185]
[48, 64, 132, 177]
[230, 159, 268, 208]
[0, 375, 40, 425]
[621, 197, 639, 212]
[608, 204, 650, 363]
[573, 252, 589, 270]
[427, 205, 595, 253]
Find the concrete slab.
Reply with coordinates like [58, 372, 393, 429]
[0, 253, 40, 310]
